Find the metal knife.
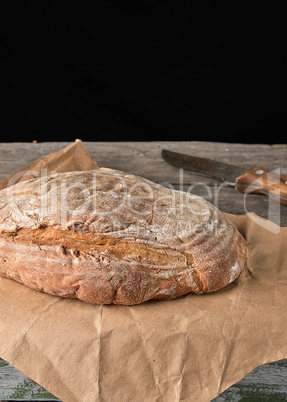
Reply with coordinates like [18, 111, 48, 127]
[162, 149, 287, 204]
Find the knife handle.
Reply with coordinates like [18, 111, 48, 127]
[235, 166, 287, 204]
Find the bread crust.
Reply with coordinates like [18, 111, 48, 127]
[0, 169, 248, 304]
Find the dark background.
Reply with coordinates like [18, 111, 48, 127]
[1, 2, 286, 144]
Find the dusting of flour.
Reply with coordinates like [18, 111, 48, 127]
[229, 261, 239, 283]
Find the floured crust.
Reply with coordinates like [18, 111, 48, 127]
[0, 168, 248, 304]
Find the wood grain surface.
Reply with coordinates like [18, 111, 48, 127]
[0, 141, 286, 401]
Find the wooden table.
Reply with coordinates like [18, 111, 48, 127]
[0, 141, 286, 401]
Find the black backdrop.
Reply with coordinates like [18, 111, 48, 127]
[1, 2, 286, 144]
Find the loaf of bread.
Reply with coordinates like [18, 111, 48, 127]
[0, 168, 248, 305]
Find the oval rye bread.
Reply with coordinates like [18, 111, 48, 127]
[0, 168, 248, 305]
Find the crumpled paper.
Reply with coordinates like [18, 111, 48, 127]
[0, 140, 286, 402]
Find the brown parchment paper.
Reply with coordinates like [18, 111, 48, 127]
[0, 140, 286, 402]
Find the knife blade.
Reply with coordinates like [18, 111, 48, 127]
[162, 149, 245, 183]
[162, 149, 287, 204]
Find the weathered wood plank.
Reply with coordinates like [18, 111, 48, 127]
[0, 358, 59, 400]
[0, 141, 287, 182]
[213, 359, 287, 401]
